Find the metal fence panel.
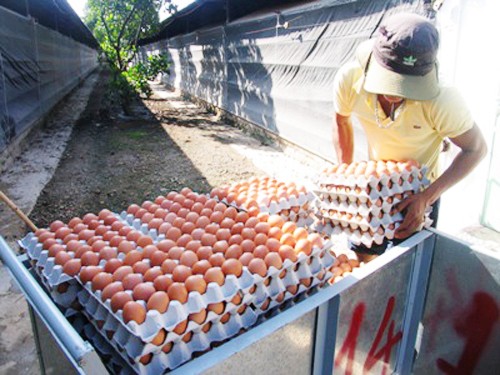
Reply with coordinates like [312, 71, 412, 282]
[414, 234, 500, 374]
[0, 6, 98, 155]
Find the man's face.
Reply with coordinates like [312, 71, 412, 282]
[381, 95, 405, 104]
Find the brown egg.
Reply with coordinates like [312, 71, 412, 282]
[146, 291, 170, 313]
[112, 265, 133, 281]
[248, 258, 268, 277]
[161, 259, 177, 274]
[308, 233, 324, 249]
[79, 266, 102, 284]
[63, 233, 79, 244]
[101, 281, 124, 301]
[55, 227, 72, 240]
[122, 273, 144, 290]
[207, 302, 225, 315]
[282, 222, 297, 234]
[91, 272, 113, 292]
[265, 252, 283, 269]
[153, 275, 174, 292]
[230, 223, 244, 235]
[157, 239, 176, 253]
[239, 253, 254, 266]
[151, 329, 167, 346]
[204, 267, 225, 286]
[196, 246, 213, 260]
[221, 259, 243, 277]
[123, 301, 146, 324]
[266, 238, 281, 252]
[241, 228, 256, 241]
[117, 240, 136, 254]
[267, 215, 284, 228]
[185, 275, 207, 294]
[80, 251, 100, 266]
[241, 239, 255, 253]
[225, 244, 243, 259]
[162, 342, 174, 354]
[192, 260, 211, 275]
[143, 267, 163, 282]
[99, 246, 117, 261]
[295, 239, 313, 256]
[48, 243, 65, 258]
[254, 233, 268, 246]
[168, 246, 183, 261]
[185, 240, 202, 253]
[132, 261, 150, 276]
[208, 253, 225, 267]
[278, 245, 297, 262]
[189, 309, 207, 324]
[133, 283, 156, 301]
[179, 251, 199, 268]
[167, 282, 188, 303]
[172, 265, 192, 282]
[253, 245, 269, 259]
[293, 227, 309, 241]
[55, 251, 72, 266]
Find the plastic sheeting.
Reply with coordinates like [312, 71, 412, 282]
[140, 0, 428, 162]
[0, 7, 98, 155]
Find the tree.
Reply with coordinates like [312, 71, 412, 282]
[86, 0, 176, 72]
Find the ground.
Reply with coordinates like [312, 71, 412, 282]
[0, 67, 325, 374]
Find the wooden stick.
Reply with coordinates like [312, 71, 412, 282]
[0, 190, 38, 232]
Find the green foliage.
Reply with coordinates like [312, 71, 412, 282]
[85, 0, 175, 72]
[124, 53, 171, 97]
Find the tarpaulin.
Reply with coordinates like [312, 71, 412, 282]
[0, 6, 98, 155]
[140, 0, 428, 162]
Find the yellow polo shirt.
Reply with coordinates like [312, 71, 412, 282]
[333, 60, 474, 181]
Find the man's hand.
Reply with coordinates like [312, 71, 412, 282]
[392, 192, 429, 239]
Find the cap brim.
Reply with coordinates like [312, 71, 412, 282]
[364, 54, 440, 101]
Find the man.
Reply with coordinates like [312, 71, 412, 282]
[332, 13, 487, 255]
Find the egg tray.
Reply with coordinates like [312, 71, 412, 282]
[76, 265, 257, 343]
[316, 166, 429, 190]
[313, 193, 407, 216]
[315, 210, 404, 232]
[72, 314, 135, 375]
[250, 243, 335, 307]
[80, 302, 258, 375]
[251, 266, 332, 314]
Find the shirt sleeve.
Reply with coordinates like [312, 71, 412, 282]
[333, 61, 358, 116]
[428, 87, 475, 138]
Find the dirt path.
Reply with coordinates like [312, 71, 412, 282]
[0, 68, 326, 375]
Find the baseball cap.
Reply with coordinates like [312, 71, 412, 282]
[357, 13, 440, 100]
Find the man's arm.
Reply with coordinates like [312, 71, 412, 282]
[394, 123, 487, 239]
[333, 113, 354, 164]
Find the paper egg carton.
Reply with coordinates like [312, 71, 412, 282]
[252, 265, 332, 314]
[81, 302, 257, 375]
[314, 197, 403, 218]
[76, 266, 256, 344]
[317, 165, 429, 190]
[72, 315, 134, 375]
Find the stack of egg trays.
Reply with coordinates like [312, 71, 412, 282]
[19, 233, 81, 309]
[123, 209, 335, 315]
[72, 314, 135, 375]
[313, 166, 430, 247]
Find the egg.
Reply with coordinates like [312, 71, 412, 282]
[80, 251, 100, 266]
[167, 282, 189, 303]
[204, 267, 225, 286]
[117, 240, 136, 254]
[179, 251, 199, 268]
[253, 245, 269, 259]
[62, 259, 82, 276]
[162, 342, 174, 354]
[132, 261, 151, 275]
[79, 266, 103, 284]
[92, 272, 113, 292]
[248, 258, 268, 277]
[99, 246, 118, 261]
[122, 273, 144, 290]
[185, 275, 207, 294]
[146, 291, 170, 313]
[151, 329, 167, 346]
[189, 309, 207, 324]
[293, 227, 308, 241]
[196, 246, 213, 261]
[192, 260, 211, 275]
[54, 251, 72, 266]
[264, 252, 283, 269]
[207, 302, 225, 315]
[239, 252, 254, 266]
[172, 265, 192, 282]
[123, 301, 146, 324]
[101, 281, 124, 301]
[279, 245, 298, 262]
[153, 275, 174, 292]
[132, 283, 156, 301]
[161, 259, 177, 274]
[150, 251, 168, 267]
[144, 267, 163, 282]
[209, 253, 225, 267]
[221, 259, 243, 277]
[225, 244, 243, 259]
[295, 239, 312, 256]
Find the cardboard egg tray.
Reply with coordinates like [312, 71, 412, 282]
[314, 193, 406, 216]
[315, 210, 404, 232]
[316, 166, 429, 190]
[79, 300, 258, 374]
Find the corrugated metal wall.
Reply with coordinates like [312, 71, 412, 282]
[140, 0, 426, 163]
[0, 6, 98, 156]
